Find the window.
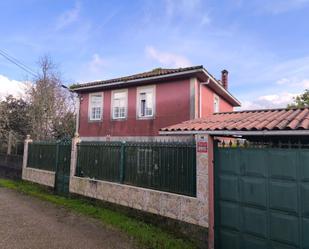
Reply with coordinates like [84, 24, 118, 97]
[89, 93, 103, 121]
[214, 95, 220, 113]
[112, 90, 127, 119]
[137, 86, 155, 118]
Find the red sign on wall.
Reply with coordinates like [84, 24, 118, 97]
[197, 141, 208, 153]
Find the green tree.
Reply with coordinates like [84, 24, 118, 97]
[0, 95, 31, 139]
[288, 89, 309, 108]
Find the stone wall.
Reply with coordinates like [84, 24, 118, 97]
[70, 176, 208, 227]
[69, 134, 210, 228]
[22, 167, 55, 187]
[21, 134, 211, 230]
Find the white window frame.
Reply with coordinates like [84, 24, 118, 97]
[136, 85, 156, 119]
[214, 94, 220, 113]
[88, 92, 103, 121]
[111, 89, 128, 120]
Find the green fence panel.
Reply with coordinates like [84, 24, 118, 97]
[27, 141, 57, 171]
[76, 142, 121, 182]
[76, 141, 196, 197]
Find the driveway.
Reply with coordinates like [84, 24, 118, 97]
[0, 188, 137, 249]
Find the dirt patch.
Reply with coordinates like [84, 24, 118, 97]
[0, 188, 137, 249]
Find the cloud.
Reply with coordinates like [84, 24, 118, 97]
[238, 0, 309, 14]
[239, 92, 298, 110]
[277, 77, 309, 89]
[88, 53, 106, 73]
[264, 0, 309, 14]
[163, 0, 211, 26]
[145, 46, 192, 68]
[75, 53, 107, 82]
[0, 75, 25, 99]
[200, 14, 211, 26]
[56, 1, 81, 30]
[165, 0, 202, 17]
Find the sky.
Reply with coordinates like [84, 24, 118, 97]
[1, 0, 309, 109]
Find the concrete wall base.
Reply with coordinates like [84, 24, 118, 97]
[80, 135, 195, 142]
[22, 167, 55, 187]
[70, 176, 208, 227]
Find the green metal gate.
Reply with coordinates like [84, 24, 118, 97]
[54, 140, 71, 195]
[214, 142, 309, 249]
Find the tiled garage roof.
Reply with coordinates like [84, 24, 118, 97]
[70, 65, 203, 90]
[161, 107, 309, 133]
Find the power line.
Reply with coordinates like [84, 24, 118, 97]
[0, 49, 37, 75]
[0, 49, 37, 77]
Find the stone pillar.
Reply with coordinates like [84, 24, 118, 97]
[22, 135, 33, 178]
[195, 134, 214, 249]
[70, 133, 80, 177]
[7, 131, 13, 155]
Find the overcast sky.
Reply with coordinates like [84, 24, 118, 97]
[1, 0, 309, 109]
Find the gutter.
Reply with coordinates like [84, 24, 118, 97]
[159, 130, 309, 136]
[202, 68, 241, 106]
[71, 68, 241, 106]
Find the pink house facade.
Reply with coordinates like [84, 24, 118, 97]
[71, 66, 240, 141]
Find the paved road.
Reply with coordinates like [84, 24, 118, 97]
[0, 188, 137, 249]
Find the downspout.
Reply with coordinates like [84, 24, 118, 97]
[75, 94, 81, 136]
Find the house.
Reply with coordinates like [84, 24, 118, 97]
[70, 65, 240, 141]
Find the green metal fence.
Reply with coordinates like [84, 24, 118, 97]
[76, 141, 196, 197]
[27, 141, 58, 172]
[0, 140, 24, 170]
[76, 142, 121, 182]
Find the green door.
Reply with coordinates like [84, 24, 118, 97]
[214, 145, 309, 249]
[55, 141, 71, 195]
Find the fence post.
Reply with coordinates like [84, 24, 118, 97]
[7, 131, 13, 155]
[119, 141, 126, 183]
[22, 135, 33, 178]
[70, 133, 81, 178]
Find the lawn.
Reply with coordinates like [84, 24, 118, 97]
[0, 178, 197, 249]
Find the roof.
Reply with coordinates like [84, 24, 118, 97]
[160, 107, 309, 136]
[70, 65, 240, 106]
[70, 65, 203, 90]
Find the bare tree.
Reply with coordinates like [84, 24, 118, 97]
[26, 55, 75, 140]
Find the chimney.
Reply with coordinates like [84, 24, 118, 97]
[221, 69, 228, 89]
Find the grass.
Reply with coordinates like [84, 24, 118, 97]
[0, 178, 197, 249]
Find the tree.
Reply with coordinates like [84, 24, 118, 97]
[0, 95, 31, 153]
[0, 95, 31, 138]
[26, 55, 76, 140]
[288, 89, 309, 108]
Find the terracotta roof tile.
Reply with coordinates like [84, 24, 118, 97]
[70, 65, 203, 90]
[161, 107, 309, 133]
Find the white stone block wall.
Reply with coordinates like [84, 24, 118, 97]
[21, 134, 211, 228]
[69, 134, 210, 228]
[70, 176, 208, 227]
[22, 167, 55, 187]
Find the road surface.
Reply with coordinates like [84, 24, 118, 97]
[0, 188, 137, 249]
